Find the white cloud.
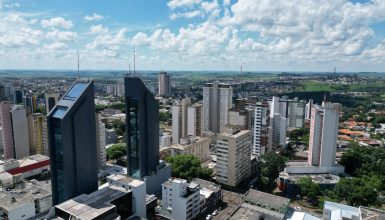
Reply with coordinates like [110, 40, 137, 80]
[84, 13, 104, 21]
[41, 17, 73, 29]
[89, 25, 109, 34]
[43, 42, 68, 50]
[170, 10, 203, 19]
[86, 28, 128, 58]
[46, 29, 77, 41]
[167, 0, 202, 9]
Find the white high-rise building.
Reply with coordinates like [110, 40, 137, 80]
[287, 98, 305, 128]
[215, 128, 251, 187]
[10, 105, 30, 159]
[172, 98, 191, 144]
[158, 71, 171, 97]
[159, 179, 202, 220]
[305, 99, 313, 120]
[270, 96, 280, 117]
[96, 114, 107, 168]
[203, 82, 233, 133]
[308, 102, 341, 168]
[252, 102, 268, 156]
[270, 113, 287, 147]
[187, 104, 203, 137]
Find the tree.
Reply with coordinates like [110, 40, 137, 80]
[106, 143, 126, 161]
[297, 177, 321, 203]
[159, 111, 171, 123]
[166, 154, 213, 181]
[111, 120, 125, 136]
[334, 177, 378, 207]
[257, 152, 287, 192]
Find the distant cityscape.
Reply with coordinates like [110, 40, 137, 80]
[0, 71, 384, 220]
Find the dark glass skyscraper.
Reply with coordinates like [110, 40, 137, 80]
[125, 77, 159, 179]
[48, 80, 98, 205]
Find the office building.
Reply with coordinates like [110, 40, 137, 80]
[96, 113, 107, 169]
[157, 179, 202, 220]
[252, 102, 268, 156]
[203, 82, 233, 133]
[13, 89, 23, 105]
[309, 102, 341, 168]
[45, 93, 60, 114]
[124, 77, 171, 194]
[124, 77, 160, 179]
[287, 98, 306, 128]
[47, 80, 98, 205]
[10, 105, 30, 159]
[158, 71, 171, 96]
[172, 97, 191, 144]
[215, 128, 251, 187]
[22, 93, 37, 113]
[0, 101, 14, 159]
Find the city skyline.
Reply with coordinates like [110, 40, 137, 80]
[0, 0, 385, 71]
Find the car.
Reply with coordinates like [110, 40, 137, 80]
[294, 206, 302, 211]
[206, 214, 213, 220]
[212, 210, 219, 216]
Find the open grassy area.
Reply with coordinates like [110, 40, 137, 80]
[296, 81, 336, 92]
[296, 80, 385, 93]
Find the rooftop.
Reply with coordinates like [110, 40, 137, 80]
[55, 185, 129, 220]
[230, 203, 285, 220]
[245, 189, 290, 208]
[279, 172, 341, 184]
[0, 179, 51, 210]
[107, 173, 145, 187]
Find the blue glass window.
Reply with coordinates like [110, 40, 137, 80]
[127, 97, 140, 178]
[63, 83, 88, 101]
[52, 106, 68, 119]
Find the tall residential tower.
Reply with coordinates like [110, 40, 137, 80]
[203, 82, 232, 133]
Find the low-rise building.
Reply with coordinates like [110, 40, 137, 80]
[169, 136, 212, 162]
[157, 178, 202, 220]
[0, 154, 50, 179]
[0, 179, 52, 220]
[230, 190, 290, 220]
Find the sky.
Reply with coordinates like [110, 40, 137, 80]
[0, 0, 385, 72]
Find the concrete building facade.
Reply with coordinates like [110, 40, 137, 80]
[252, 102, 268, 156]
[10, 105, 30, 159]
[215, 128, 251, 187]
[158, 71, 171, 97]
[308, 102, 341, 168]
[203, 82, 233, 134]
[0, 101, 14, 159]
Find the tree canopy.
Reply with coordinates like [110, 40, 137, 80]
[166, 154, 213, 181]
[257, 152, 287, 192]
[106, 143, 126, 161]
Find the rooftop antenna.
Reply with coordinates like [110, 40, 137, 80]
[133, 45, 136, 76]
[77, 50, 80, 80]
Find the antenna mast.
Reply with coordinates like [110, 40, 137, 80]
[77, 50, 80, 79]
[133, 46, 136, 76]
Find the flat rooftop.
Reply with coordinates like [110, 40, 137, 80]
[230, 203, 285, 220]
[107, 173, 144, 187]
[0, 179, 51, 210]
[55, 185, 129, 220]
[279, 172, 340, 184]
[192, 178, 221, 193]
[245, 189, 290, 208]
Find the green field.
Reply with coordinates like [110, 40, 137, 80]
[296, 80, 385, 93]
[296, 81, 336, 92]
